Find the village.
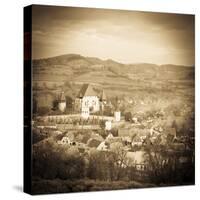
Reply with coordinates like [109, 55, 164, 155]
[32, 83, 194, 181]
[26, 4, 195, 194]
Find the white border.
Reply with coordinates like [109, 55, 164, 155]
[0, 0, 199, 199]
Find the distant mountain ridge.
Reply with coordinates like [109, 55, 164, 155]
[33, 54, 194, 85]
[33, 54, 193, 68]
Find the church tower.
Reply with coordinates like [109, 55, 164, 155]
[100, 89, 107, 110]
[58, 92, 66, 112]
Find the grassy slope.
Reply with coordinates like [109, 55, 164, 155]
[32, 54, 194, 108]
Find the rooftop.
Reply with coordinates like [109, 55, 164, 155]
[59, 91, 66, 102]
[77, 84, 98, 98]
[77, 84, 107, 101]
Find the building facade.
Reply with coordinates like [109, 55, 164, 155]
[75, 84, 106, 118]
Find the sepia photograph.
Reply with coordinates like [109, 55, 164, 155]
[29, 5, 195, 194]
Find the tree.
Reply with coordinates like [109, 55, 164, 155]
[109, 142, 129, 180]
[99, 120, 105, 130]
[110, 128, 118, 137]
[125, 112, 132, 122]
[33, 98, 38, 114]
[37, 106, 50, 116]
[52, 99, 58, 110]
[65, 96, 73, 109]
[33, 138, 85, 180]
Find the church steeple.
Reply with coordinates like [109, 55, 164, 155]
[59, 91, 66, 102]
[58, 91, 66, 112]
[100, 89, 106, 102]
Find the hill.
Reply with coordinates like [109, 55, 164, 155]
[33, 54, 194, 84]
[32, 54, 194, 110]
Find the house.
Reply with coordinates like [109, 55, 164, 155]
[122, 136, 132, 144]
[126, 151, 148, 170]
[75, 84, 106, 118]
[67, 146, 80, 156]
[165, 127, 177, 142]
[118, 128, 130, 137]
[132, 117, 138, 123]
[78, 147, 85, 154]
[87, 138, 102, 148]
[142, 137, 153, 146]
[90, 132, 104, 141]
[66, 131, 75, 141]
[53, 130, 63, 135]
[150, 125, 162, 136]
[106, 133, 114, 140]
[81, 134, 91, 144]
[75, 134, 84, 142]
[159, 134, 168, 146]
[171, 142, 185, 151]
[124, 97, 133, 104]
[57, 136, 70, 145]
[106, 136, 122, 144]
[132, 135, 143, 147]
[114, 111, 121, 122]
[105, 121, 112, 130]
[97, 141, 109, 151]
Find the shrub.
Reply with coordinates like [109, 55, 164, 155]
[37, 106, 50, 116]
[110, 128, 118, 137]
[99, 120, 106, 129]
[125, 112, 132, 122]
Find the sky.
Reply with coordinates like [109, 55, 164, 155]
[32, 5, 195, 66]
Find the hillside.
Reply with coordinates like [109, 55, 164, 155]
[33, 54, 194, 86]
[32, 54, 194, 110]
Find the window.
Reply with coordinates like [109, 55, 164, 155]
[85, 100, 89, 107]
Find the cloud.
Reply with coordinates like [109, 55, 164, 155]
[32, 5, 194, 65]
